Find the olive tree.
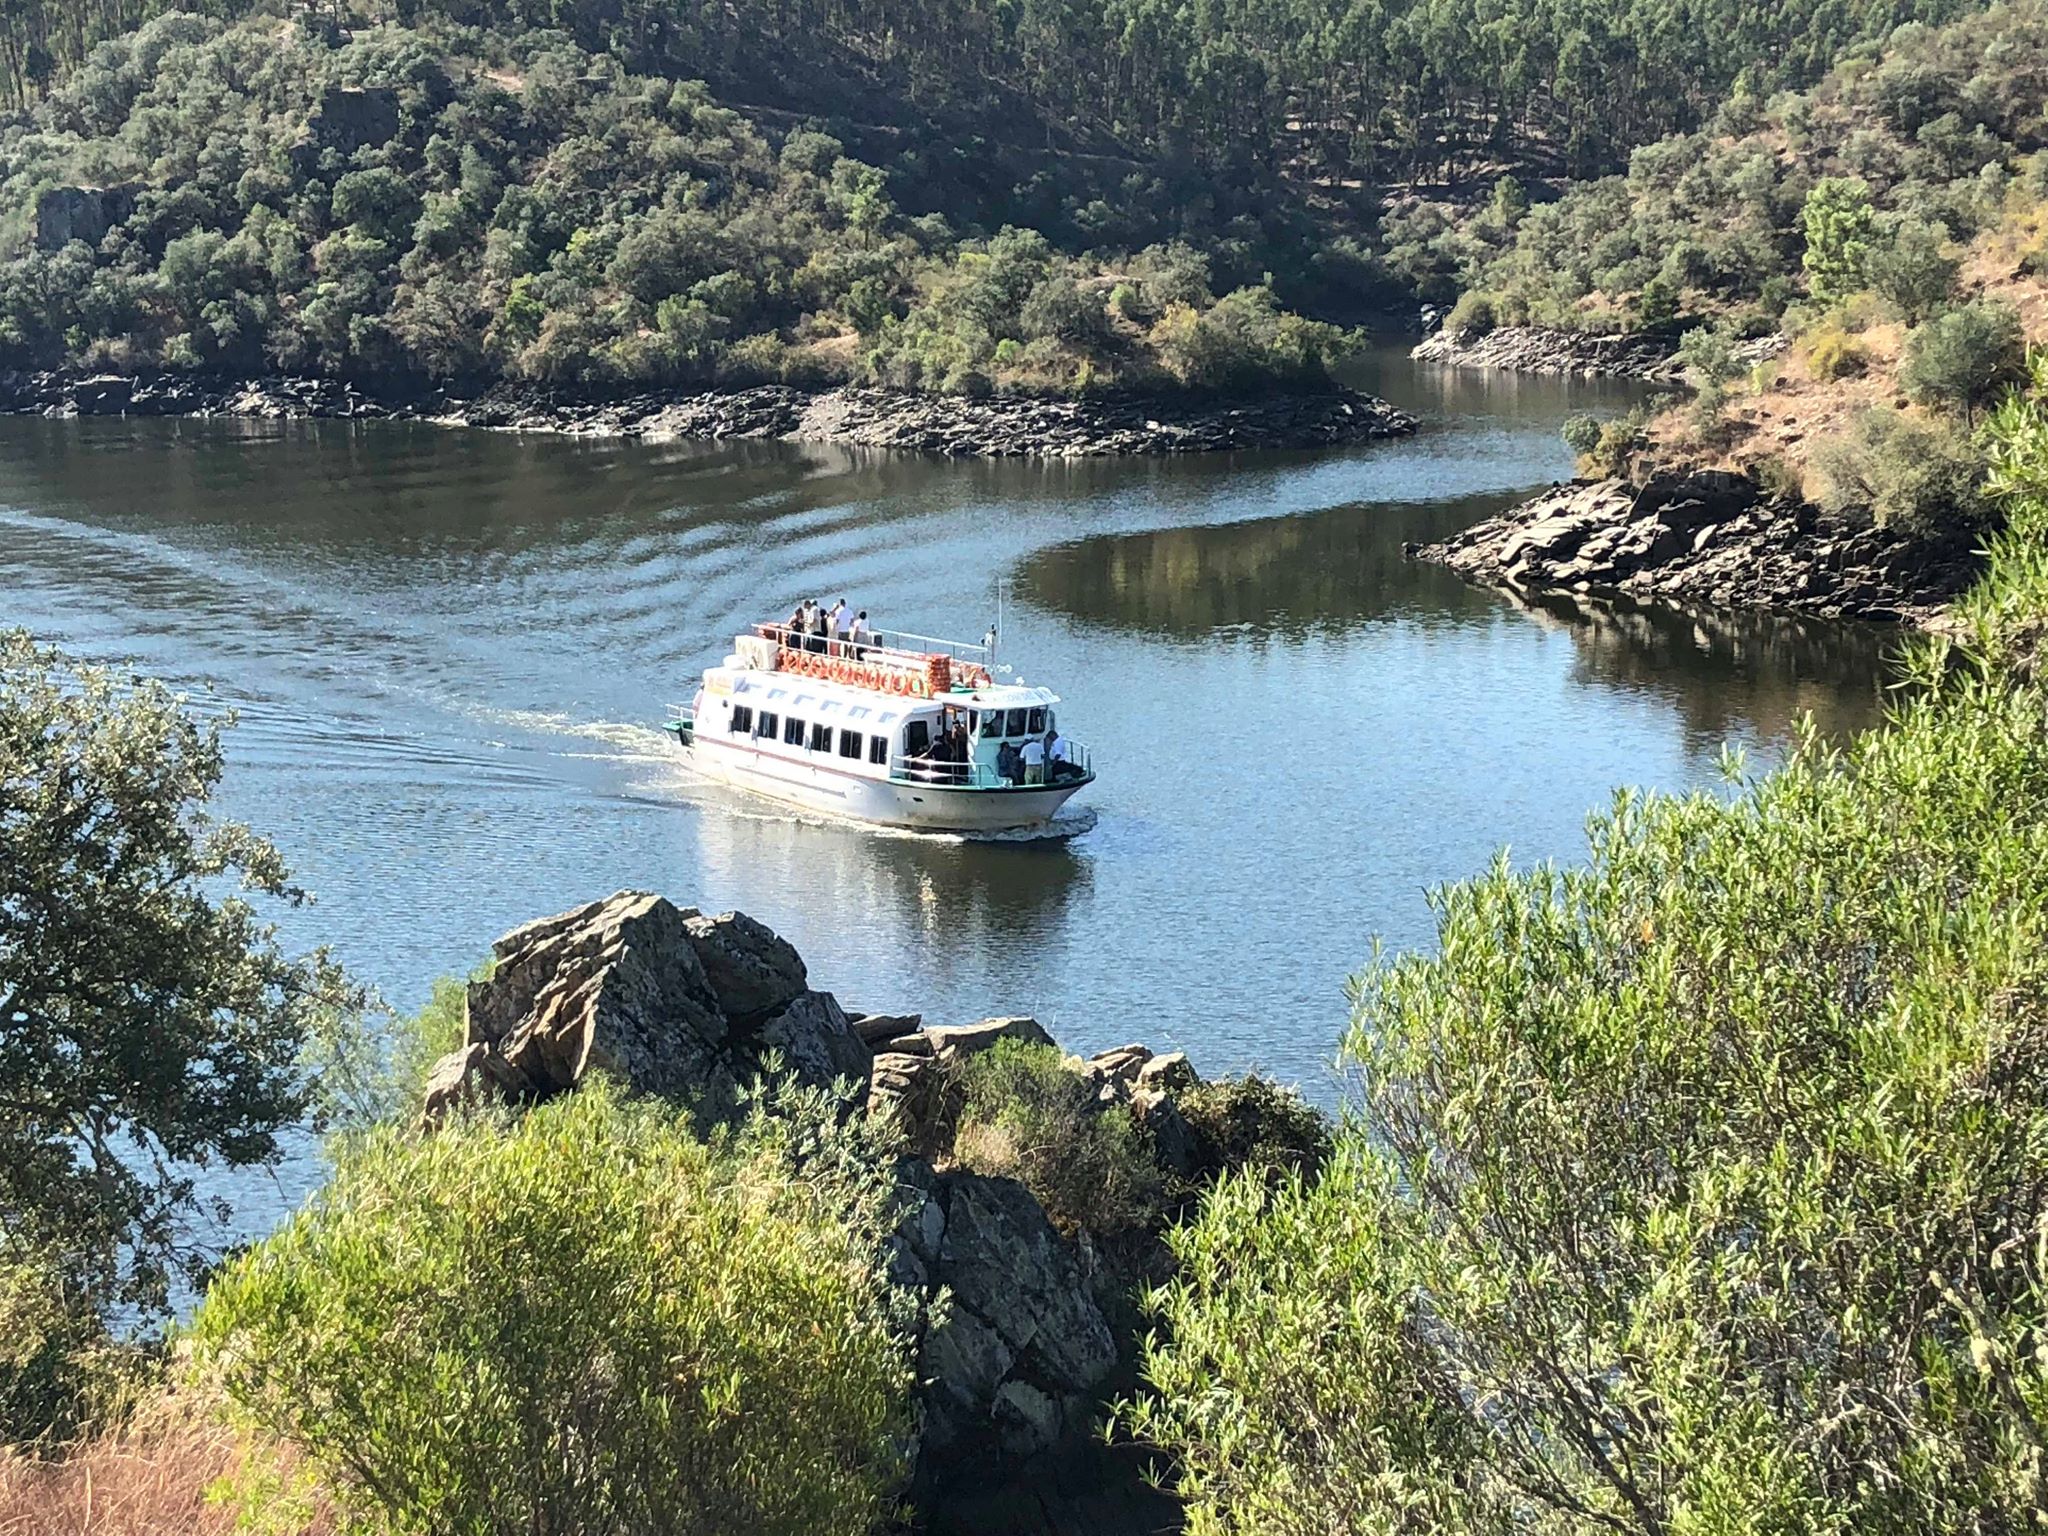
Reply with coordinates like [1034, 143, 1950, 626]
[0, 631, 358, 1319]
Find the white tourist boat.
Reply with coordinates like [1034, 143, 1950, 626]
[669, 620, 1095, 833]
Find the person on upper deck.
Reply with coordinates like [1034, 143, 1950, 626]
[807, 601, 829, 654]
[784, 603, 806, 648]
[849, 610, 871, 657]
[832, 599, 853, 653]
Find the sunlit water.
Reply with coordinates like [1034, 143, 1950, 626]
[0, 349, 1899, 1235]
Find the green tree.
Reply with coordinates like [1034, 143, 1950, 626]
[1900, 299, 2027, 421]
[1813, 406, 1992, 533]
[1866, 218, 1959, 322]
[1801, 177, 1876, 304]
[196, 1075, 915, 1536]
[0, 631, 360, 1320]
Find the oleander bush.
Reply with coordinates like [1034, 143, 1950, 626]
[1127, 361, 2048, 1535]
[194, 1076, 916, 1536]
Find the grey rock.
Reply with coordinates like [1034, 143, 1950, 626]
[1132, 1087, 1201, 1179]
[680, 908, 808, 1019]
[927, 1016, 1054, 1065]
[992, 1380, 1064, 1457]
[1136, 1050, 1200, 1095]
[756, 989, 870, 1090]
[853, 1010, 924, 1046]
[33, 185, 137, 252]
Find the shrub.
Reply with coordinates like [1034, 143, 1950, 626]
[1867, 217, 1959, 322]
[194, 1077, 915, 1536]
[1900, 299, 2027, 420]
[1580, 405, 1650, 479]
[0, 1260, 146, 1448]
[1445, 289, 1499, 338]
[1561, 413, 1603, 457]
[952, 1040, 1161, 1239]
[1812, 406, 1991, 533]
[1799, 318, 1868, 379]
[1132, 614, 2048, 1531]
[1175, 1075, 1332, 1187]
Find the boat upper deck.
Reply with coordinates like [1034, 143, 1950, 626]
[737, 620, 1031, 703]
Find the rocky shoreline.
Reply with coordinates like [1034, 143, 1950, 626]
[1411, 322, 1782, 380]
[1415, 471, 1983, 625]
[422, 891, 1327, 1536]
[0, 368, 1416, 457]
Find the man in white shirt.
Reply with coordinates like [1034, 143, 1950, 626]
[1019, 735, 1046, 785]
[849, 610, 871, 657]
[827, 599, 849, 652]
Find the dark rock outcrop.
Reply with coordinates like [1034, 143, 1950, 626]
[421, 891, 865, 1119]
[1412, 323, 1782, 380]
[33, 185, 139, 252]
[0, 368, 1416, 458]
[419, 894, 1263, 1535]
[1417, 472, 1982, 625]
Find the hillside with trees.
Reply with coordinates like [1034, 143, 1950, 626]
[0, 0, 2008, 401]
[1416, 0, 2048, 327]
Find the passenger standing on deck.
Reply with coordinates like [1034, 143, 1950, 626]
[849, 610, 871, 657]
[997, 738, 1021, 784]
[832, 598, 853, 654]
[1047, 728, 1074, 781]
[785, 603, 807, 649]
[1020, 733, 1046, 785]
[808, 601, 829, 654]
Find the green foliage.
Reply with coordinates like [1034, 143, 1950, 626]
[952, 1040, 1162, 1239]
[0, 1258, 148, 1447]
[1577, 405, 1650, 478]
[1561, 413, 1603, 456]
[194, 1075, 915, 1536]
[0, 18, 1342, 397]
[1133, 499, 2048, 1529]
[1867, 218, 1961, 322]
[0, 630, 363, 1321]
[1802, 177, 1878, 305]
[1441, 7, 2048, 329]
[1446, 288, 1500, 338]
[1812, 406, 1991, 533]
[1174, 1075, 1332, 1187]
[1901, 298, 2028, 419]
[1677, 318, 1742, 433]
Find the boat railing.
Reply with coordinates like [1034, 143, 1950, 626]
[889, 739, 1092, 788]
[755, 622, 991, 666]
[753, 622, 996, 693]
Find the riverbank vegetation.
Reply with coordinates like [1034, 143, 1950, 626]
[0, 13, 1354, 398]
[1125, 354, 2048, 1531]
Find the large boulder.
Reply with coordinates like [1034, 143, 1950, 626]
[423, 892, 868, 1122]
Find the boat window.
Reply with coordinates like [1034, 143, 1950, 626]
[1028, 707, 1046, 734]
[809, 721, 831, 752]
[731, 705, 753, 735]
[1006, 708, 1027, 736]
[756, 711, 778, 739]
[868, 734, 888, 766]
[783, 716, 805, 746]
[905, 719, 930, 757]
[838, 728, 862, 760]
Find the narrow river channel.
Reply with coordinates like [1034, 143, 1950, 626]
[0, 347, 1897, 1228]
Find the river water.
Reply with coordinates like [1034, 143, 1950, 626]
[1, 348, 1896, 1224]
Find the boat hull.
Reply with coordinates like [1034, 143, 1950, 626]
[679, 735, 1088, 832]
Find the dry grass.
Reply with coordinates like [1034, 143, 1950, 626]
[0, 1392, 334, 1536]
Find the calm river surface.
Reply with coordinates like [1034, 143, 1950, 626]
[1, 348, 1896, 1223]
